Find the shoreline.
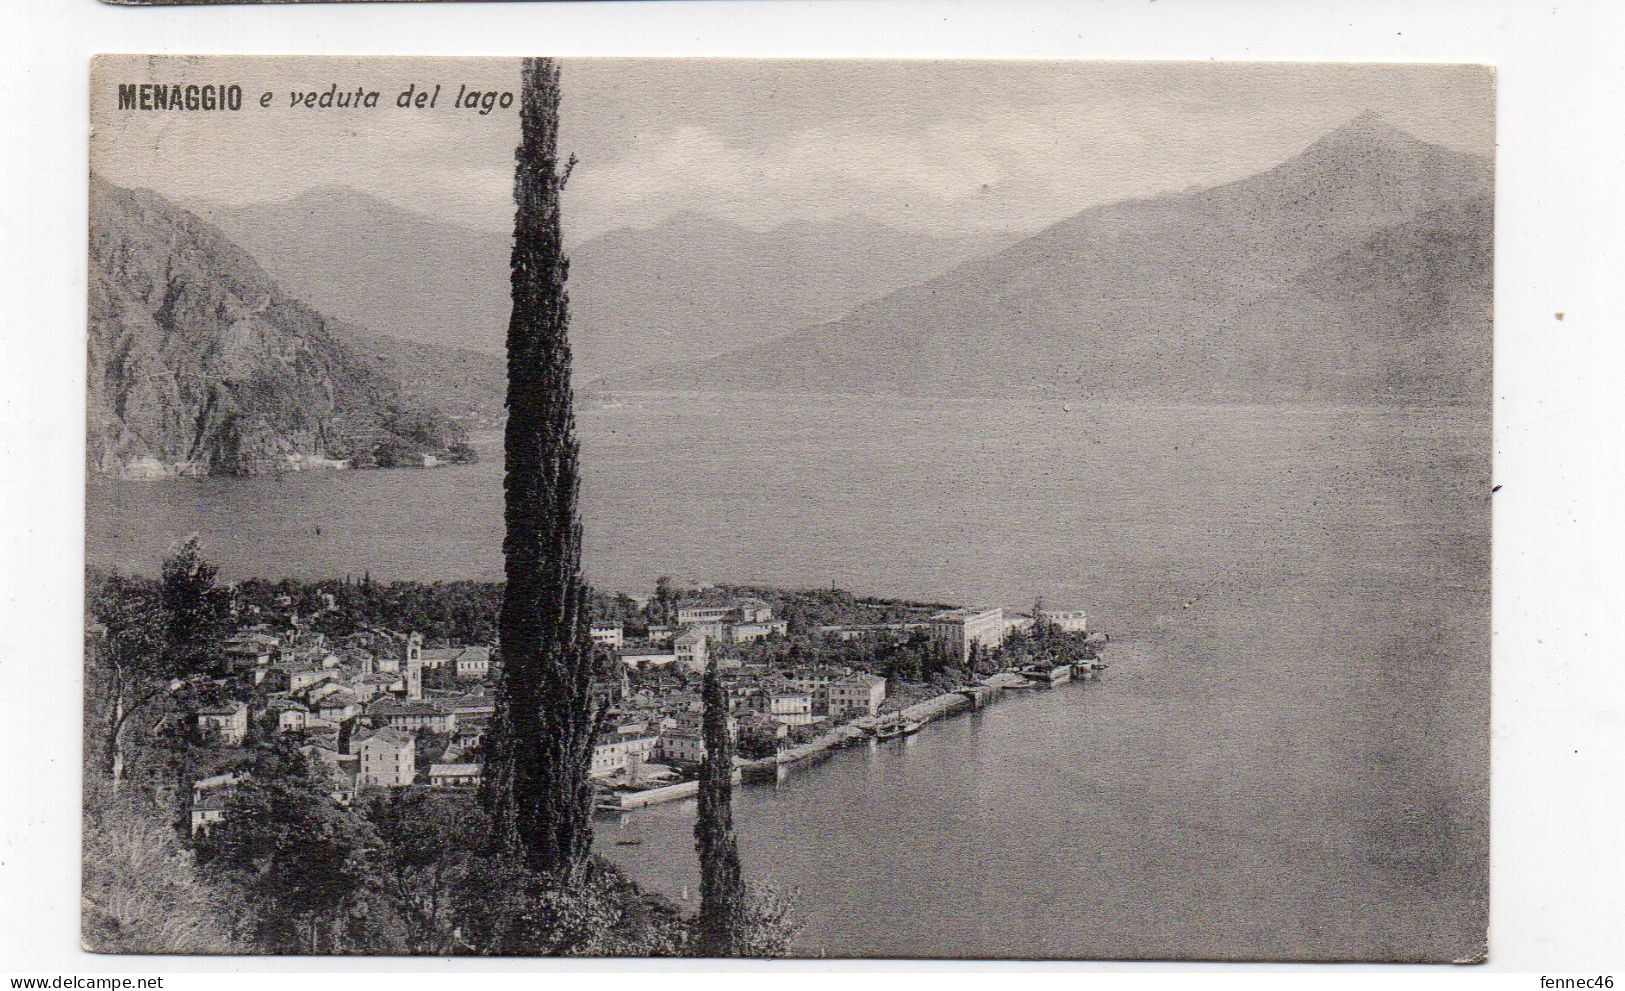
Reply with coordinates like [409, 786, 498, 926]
[600, 661, 1104, 809]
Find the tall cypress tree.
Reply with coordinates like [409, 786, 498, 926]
[694, 653, 746, 955]
[482, 57, 600, 881]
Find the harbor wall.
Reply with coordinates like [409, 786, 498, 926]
[612, 666, 1096, 808]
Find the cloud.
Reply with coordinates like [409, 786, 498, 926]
[93, 56, 1493, 242]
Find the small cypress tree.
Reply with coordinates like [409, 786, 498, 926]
[694, 653, 745, 955]
[162, 535, 233, 680]
[482, 56, 601, 882]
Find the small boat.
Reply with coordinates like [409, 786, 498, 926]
[874, 713, 921, 740]
[874, 713, 907, 740]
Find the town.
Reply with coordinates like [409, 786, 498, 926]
[179, 583, 1105, 833]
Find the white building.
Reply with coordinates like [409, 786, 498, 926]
[674, 629, 709, 674]
[428, 762, 483, 789]
[676, 604, 734, 626]
[619, 647, 677, 670]
[590, 730, 660, 779]
[1036, 606, 1089, 634]
[355, 727, 415, 788]
[189, 771, 249, 835]
[454, 647, 492, 680]
[590, 623, 625, 650]
[657, 711, 738, 764]
[1002, 613, 1036, 637]
[926, 607, 1006, 665]
[420, 645, 490, 680]
[767, 691, 817, 726]
[677, 598, 774, 626]
[828, 674, 888, 718]
[195, 701, 249, 746]
[729, 619, 789, 643]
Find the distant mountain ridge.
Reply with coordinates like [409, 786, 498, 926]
[88, 176, 474, 478]
[199, 191, 1014, 378]
[626, 113, 1493, 404]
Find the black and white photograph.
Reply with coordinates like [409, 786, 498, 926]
[78, 53, 1498, 961]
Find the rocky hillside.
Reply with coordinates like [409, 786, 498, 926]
[629, 113, 1492, 405]
[88, 176, 473, 478]
[338, 324, 506, 428]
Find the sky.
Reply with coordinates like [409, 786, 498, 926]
[92, 56, 1494, 241]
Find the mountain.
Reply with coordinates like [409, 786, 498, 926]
[198, 187, 513, 356]
[200, 192, 1012, 378]
[88, 176, 473, 478]
[628, 113, 1493, 404]
[337, 325, 506, 428]
[568, 214, 1014, 380]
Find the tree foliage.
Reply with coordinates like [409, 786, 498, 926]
[483, 56, 602, 881]
[451, 854, 685, 956]
[693, 654, 746, 955]
[161, 536, 234, 677]
[87, 536, 230, 786]
[196, 744, 379, 953]
[363, 790, 487, 954]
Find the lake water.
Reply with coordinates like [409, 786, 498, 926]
[85, 392, 1489, 959]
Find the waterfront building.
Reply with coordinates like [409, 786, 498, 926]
[590, 729, 661, 779]
[767, 690, 817, 726]
[926, 607, 1006, 665]
[816, 621, 927, 642]
[787, 667, 842, 712]
[1036, 606, 1089, 633]
[828, 673, 888, 718]
[736, 711, 790, 751]
[657, 728, 706, 764]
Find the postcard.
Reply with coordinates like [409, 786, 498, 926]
[85, 54, 1492, 960]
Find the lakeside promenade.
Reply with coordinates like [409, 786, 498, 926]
[598, 663, 1102, 810]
